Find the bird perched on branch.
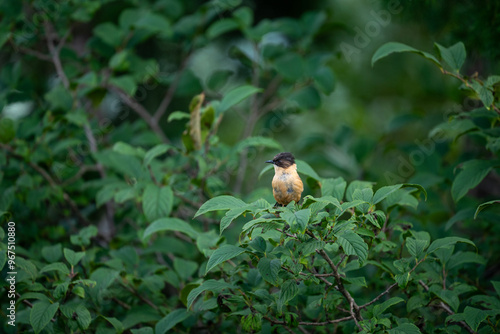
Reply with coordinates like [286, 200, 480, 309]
[266, 152, 303, 206]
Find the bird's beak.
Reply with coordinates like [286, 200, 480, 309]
[265, 160, 274, 164]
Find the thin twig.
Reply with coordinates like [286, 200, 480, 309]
[122, 283, 158, 310]
[418, 280, 474, 334]
[360, 283, 398, 309]
[44, 21, 71, 89]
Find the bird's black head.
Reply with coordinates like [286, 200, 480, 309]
[265, 152, 296, 168]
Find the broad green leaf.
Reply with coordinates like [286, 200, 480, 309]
[74, 304, 91, 329]
[373, 297, 405, 318]
[155, 309, 190, 334]
[288, 86, 321, 109]
[372, 42, 441, 67]
[336, 230, 368, 264]
[187, 279, 234, 309]
[235, 136, 283, 153]
[93, 22, 123, 47]
[135, 11, 171, 37]
[427, 237, 476, 255]
[394, 272, 410, 288]
[30, 302, 59, 334]
[110, 75, 137, 96]
[220, 207, 250, 235]
[474, 199, 500, 219]
[321, 177, 346, 200]
[346, 180, 374, 202]
[143, 217, 199, 240]
[278, 280, 299, 314]
[194, 196, 246, 218]
[142, 184, 174, 221]
[90, 268, 120, 290]
[282, 209, 311, 234]
[296, 159, 321, 181]
[102, 316, 124, 334]
[471, 81, 494, 109]
[218, 85, 262, 113]
[430, 285, 459, 312]
[434, 42, 466, 72]
[167, 111, 190, 122]
[258, 258, 280, 285]
[44, 85, 73, 111]
[41, 244, 62, 263]
[448, 251, 486, 270]
[452, 160, 499, 202]
[63, 248, 85, 266]
[314, 67, 335, 94]
[387, 323, 421, 334]
[205, 244, 246, 275]
[16, 258, 37, 282]
[207, 18, 239, 39]
[0, 118, 15, 143]
[143, 144, 174, 166]
[492, 281, 500, 297]
[113, 142, 145, 158]
[406, 237, 429, 259]
[486, 75, 500, 88]
[39, 262, 70, 276]
[207, 70, 234, 91]
[274, 53, 304, 81]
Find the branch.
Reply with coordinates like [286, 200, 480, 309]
[360, 283, 398, 309]
[1, 143, 92, 226]
[44, 21, 71, 89]
[419, 280, 474, 334]
[122, 283, 159, 310]
[317, 249, 363, 329]
[109, 85, 170, 143]
[153, 54, 192, 122]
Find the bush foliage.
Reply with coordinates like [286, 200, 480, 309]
[1, 0, 500, 333]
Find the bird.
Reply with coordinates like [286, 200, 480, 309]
[266, 152, 304, 206]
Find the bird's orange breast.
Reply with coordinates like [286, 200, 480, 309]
[271, 166, 303, 206]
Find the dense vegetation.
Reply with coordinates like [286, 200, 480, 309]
[0, 0, 499, 333]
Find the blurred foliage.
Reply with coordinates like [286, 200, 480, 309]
[0, 0, 499, 333]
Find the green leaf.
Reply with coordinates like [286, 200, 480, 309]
[143, 217, 199, 240]
[109, 50, 130, 71]
[187, 279, 234, 309]
[143, 144, 174, 166]
[278, 280, 299, 313]
[41, 244, 62, 262]
[406, 237, 429, 259]
[207, 18, 239, 39]
[63, 248, 85, 266]
[235, 136, 283, 153]
[321, 177, 346, 200]
[205, 244, 246, 275]
[220, 207, 250, 235]
[44, 85, 73, 111]
[274, 53, 304, 81]
[471, 81, 494, 109]
[427, 237, 476, 255]
[296, 159, 321, 181]
[452, 160, 499, 202]
[373, 297, 405, 318]
[314, 67, 335, 94]
[258, 258, 280, 285]
[282, 209, 311, 233]
[288, 86, 321, 110]
[346, 180, 374, 202]
[0, 118, 15, 143]
[207, 70, 234, 91]
[373, 183, 427, 204]
[336, 230, 368, 264]
[167, 111, 190, 122]
[434, 42, 466, 72]
[30, 302, 59, 334]
[372, 42, 441, 67]
[110, 75, 137, 96]
[387, 323, 421, 334]
[474, 199, 500, 219]
[492, 281, 500, 297]
[155, 309, 189, 334]
[142, 184, 174, 221]
[194, 196, 246, 218]
[93, 22, 124, 47]
[102, 316, 124, 334]
[39, 262, 70, 276]
[218, 85, 262, 113]
[447, 251, 486, 270]
[135, 11, 171, 37]
[113, 141, 145, 158]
